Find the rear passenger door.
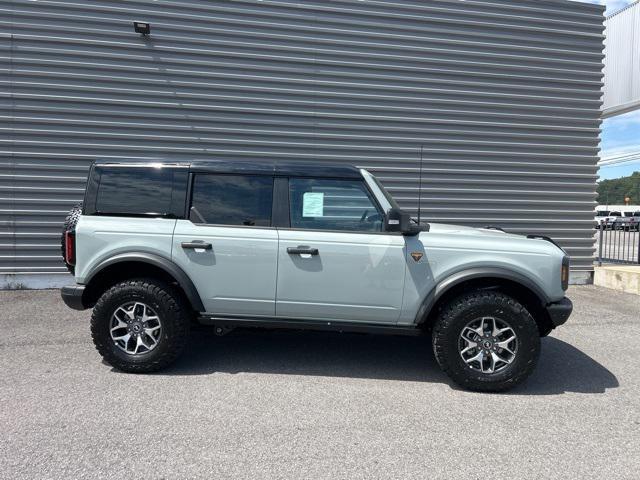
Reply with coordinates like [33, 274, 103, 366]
[172, 173, 279, 316]
[275, 177, 406, 324]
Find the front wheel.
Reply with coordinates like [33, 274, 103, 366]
[432, 291, 540, 392]
[91, 278, 191, 373]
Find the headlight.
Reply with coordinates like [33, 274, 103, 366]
[561, 256, 570, 290]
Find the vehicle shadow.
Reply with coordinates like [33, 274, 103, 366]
[155, 329, 618, 395]
[515, 336, 619, 395]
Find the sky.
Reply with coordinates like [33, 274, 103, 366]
[572, 0, 640, 180]
[599, 110, 640, 179]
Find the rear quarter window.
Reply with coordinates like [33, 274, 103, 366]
[90, 166, 186, 217]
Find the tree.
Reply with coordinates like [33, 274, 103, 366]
[597, 171, 640, 205]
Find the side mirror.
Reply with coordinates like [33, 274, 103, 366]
[385, 208, 424, 236]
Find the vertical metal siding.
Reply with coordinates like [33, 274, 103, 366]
[602, 1, 640, 118]
[1, 0, 604, 276]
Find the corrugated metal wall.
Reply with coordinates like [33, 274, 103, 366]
[602, 1, 640, 118]
[1, 0, 605, 280]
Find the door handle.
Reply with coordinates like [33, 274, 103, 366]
[287, 246, 319, 255]
[181, 241, 212, 250]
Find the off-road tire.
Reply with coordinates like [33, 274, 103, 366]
[60, 203, 83, 274]
[432, 291, 540, 392]
[91, 278, 191, 373]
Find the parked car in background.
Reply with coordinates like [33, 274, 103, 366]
[595, 205, 640, 230]
[629, 212, 640, 231]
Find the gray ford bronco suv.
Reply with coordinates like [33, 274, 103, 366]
[61, 160, 572, 392]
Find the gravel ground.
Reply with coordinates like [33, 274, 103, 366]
[0, 286, 639, 479]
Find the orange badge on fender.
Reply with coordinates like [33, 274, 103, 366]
[410, 252, 424, 262]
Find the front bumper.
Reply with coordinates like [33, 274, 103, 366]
[61, 285, 87, 310]
[545, 297, 573, 328]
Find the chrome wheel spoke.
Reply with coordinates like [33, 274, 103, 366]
[114, 306, 133, 322]
[473, 318, 486, 337]
[134, 335, 149, 354]
[490, 317, 500, 337]
[487, 352, 500, 373]
[496, 335, 516, 355]
[493, 349, 513, 365]
[133, 302, 147, 319]
[464, 350, 485, 367]
[144, 332, 159, 347]
[460, 340, 477, 355]
[112, 332, 130, 343]
[461, 326, 476, 341]
[110, 318, 128, 333]
[496, 327, 512, 335]
[144, 324, 160, 335]
[112, 333, 132, 353]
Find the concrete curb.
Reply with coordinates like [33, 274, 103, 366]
[594, 265, 640, 295]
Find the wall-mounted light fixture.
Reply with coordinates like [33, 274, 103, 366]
[133, 21, 150, 35]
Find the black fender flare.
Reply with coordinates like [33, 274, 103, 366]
[84, 252, 205, 312]
[415, 267, 550, 325]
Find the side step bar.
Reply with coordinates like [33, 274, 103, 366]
[197, 315, 424, 337]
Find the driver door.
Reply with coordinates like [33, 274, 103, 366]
[275, 177, 407, 324]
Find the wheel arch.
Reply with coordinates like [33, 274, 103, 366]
[81, 252, 205, 312]
[417, 268, 553, 336]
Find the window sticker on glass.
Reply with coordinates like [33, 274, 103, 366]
[302, 192, 324, 217]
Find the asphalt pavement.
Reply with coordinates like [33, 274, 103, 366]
[0, 286, 638, 479]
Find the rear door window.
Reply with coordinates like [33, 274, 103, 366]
[189, 174, 273, 226]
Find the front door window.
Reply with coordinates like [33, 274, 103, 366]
[288, 178, 383, 232]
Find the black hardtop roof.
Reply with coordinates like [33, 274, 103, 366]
[93, 160, 362, 179]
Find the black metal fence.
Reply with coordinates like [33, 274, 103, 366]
[597, 226, 640, 265]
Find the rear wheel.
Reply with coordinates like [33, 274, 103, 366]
[432, 291, 540, 392]
[91, 278, 191, 373]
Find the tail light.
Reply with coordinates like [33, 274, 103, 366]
[64, 231, 76, 266]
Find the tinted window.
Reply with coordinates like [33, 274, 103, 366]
[95, 167, 176, 216]
[289, 178, 382, 232]
[610, 211, 621, 216]
[596, 211, 609, 216]
[190, 174, 273, 226]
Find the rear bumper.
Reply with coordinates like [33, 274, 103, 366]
[61, 285, 87, 310]
[545, 297, 573, 328]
